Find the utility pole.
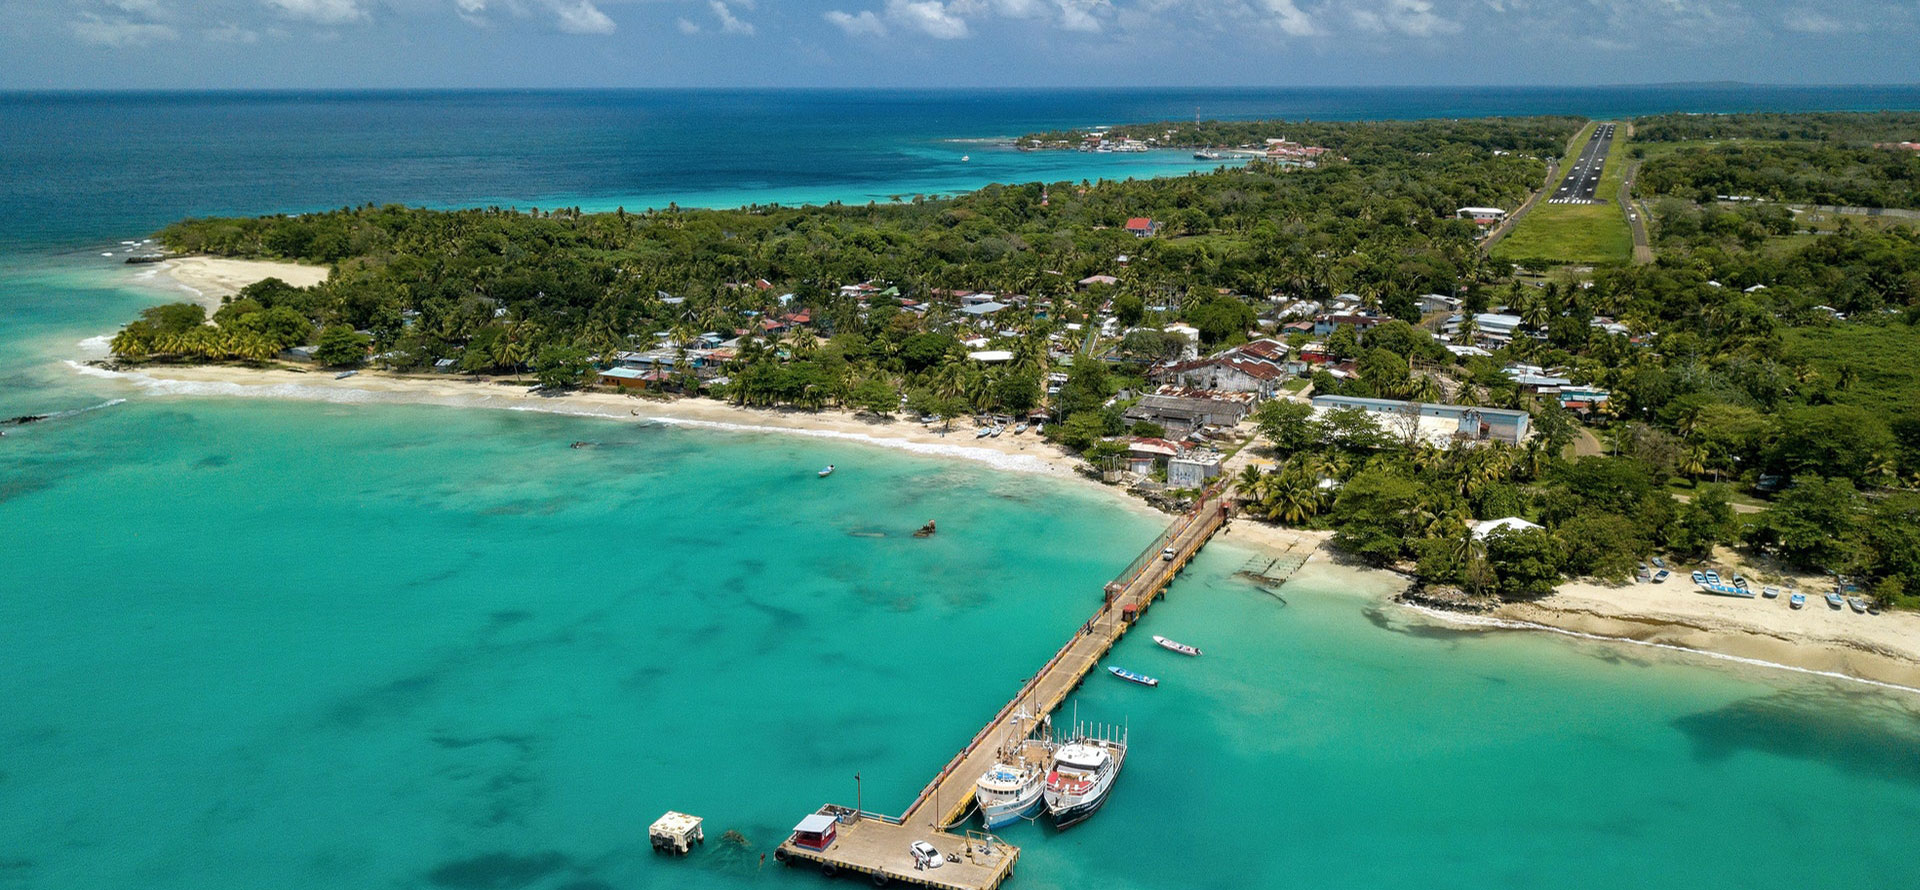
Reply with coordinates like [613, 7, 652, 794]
[854, 772, 862, 822]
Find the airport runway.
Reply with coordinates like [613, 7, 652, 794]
[1547, 121, 1615, 205]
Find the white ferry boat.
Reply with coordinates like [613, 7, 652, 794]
[976, 757, 1046, 829]
[1043, 724, 1127, 828]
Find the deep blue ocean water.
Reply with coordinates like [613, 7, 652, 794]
[4, 88, 1920, 890]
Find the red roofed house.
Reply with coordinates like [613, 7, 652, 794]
[1124, 437, 1182, 474]
[1124, 217, 1159, 237]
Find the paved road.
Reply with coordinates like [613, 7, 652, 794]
[1620, 158, 1653, 264]
[1548, 121, 1616, 205]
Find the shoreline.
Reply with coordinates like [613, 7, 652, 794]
[92, 259, 1920, 694]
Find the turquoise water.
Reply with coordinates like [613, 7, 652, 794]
[5, 89, 1920, 889]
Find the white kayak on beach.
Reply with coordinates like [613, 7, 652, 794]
[1152, 635, 1201, 656]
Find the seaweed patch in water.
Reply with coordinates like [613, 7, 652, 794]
[425, 851, 571, 890]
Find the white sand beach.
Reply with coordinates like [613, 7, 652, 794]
[159, 256, 330, 309]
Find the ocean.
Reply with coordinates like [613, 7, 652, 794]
[4, 88, 1920, 890]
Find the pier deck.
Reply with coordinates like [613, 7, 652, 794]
[775, 490, 1232, 889]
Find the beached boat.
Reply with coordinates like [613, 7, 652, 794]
[1849, 597, 1868, 614]
[335, 370, 357, 379]
[1152, 635, 1201, 656]
[1690, 570, 1706, 585]
[974, 427, 992, 438]
[989, 426, 1004, 438]
[1761, 586, 1779, 599]
[1825, 592, 1845, 609]
[1107, 666, 1158, 687]
[1698, 582, 1755, 598]
[1732, 575, 1750, 590]
[1652, 557, 1666, 569]
[1043, 730, 1127, 828]
[1651, 569, 1670, 583]
[1789, 592, 1805, 609]
[1704, 571, 1722, 585]
[1014, 423, 1028, 434]
[818, 465, 835, 478]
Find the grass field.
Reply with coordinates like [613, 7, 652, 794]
[1492, 122, 1634, 267]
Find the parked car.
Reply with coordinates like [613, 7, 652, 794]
[910, 840, 944, 869]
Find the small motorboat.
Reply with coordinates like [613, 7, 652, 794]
[1014, 423, 1029, 434]
[975, 427, 992, 438]
[1789, 593, 1805, 609]
[1651, 557, 1667, 569]
[1761, 586, 1779, 599]
[1651, 569, 1670, 583]
[569, 441, 590, 449]
[1690, 571, 1706, 585]
[1152, 635, 1201, 656]
[960, 155, 970, 162]
[1825, 592, 1845, 609]
[1848, 597, 1868, 614]
[1732, 575, 1750, 591]
[1704, 571, 1722, 585]
[818, 465, 835, 478]
[913, 520, 937, 538]
[335, 370, 358, 379]
[1032, 424, 1044, 436]
[1107, 666, 1158, 687]
[989, 426, 1004, 438]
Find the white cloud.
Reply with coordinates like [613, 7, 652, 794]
[1057, 0, 1105, 31]
[677, 15, 701, 32]
[108, 0, 168, 16]
[205, 21, 261, 42]
[710, 0, 754, 34]
[885, 0, 970, 37]
[263, 0, 368, 25]
[1781, 9, 1861, 32]
[1260, 0, 1319, 35]
[551, 0, 615, 33]
[1351, 0, 1457, 36]
[824, 8, 888, 34]
[72, 12, 178, 46]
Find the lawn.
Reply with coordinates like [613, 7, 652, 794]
[1492, 122, 1634, 267]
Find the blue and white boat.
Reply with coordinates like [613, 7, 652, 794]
[1690, 571, 1706, 585]
[1698, 581, 1756, 598]
[817, 464, 835, 478]
[1704, 571, 1722, 585]
[1826, 592, 1845, 609]
[1652, 569, 1670, 583]
[1789, 592, 1806, 609]
[1107, 666, 1158, 687]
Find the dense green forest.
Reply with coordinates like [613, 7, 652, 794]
[1637, 143, 1920, 208]
[1631, 111, 1920, 143]
[1018, 115, 1581, 158]
[108, 112, 1920, 604]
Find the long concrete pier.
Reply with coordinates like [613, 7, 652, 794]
[774, 488, 1234, 889]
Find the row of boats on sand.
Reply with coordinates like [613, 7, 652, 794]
[973, 421, 1037, 439]
[972, 635, 1202, 830]
[1690, 570, 1875, 613]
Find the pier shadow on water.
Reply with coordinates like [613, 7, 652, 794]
[1672, 689, 1920, 787]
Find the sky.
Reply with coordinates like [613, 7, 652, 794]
[0, 0, 1913, 89]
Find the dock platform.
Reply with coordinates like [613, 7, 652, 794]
[773, 489, 1233, 889]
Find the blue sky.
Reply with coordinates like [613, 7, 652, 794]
[0, 0, 1912, 89]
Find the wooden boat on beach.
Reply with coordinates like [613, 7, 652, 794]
[1152, 635, 1201, 656]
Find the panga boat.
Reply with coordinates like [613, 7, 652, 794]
[1789, 592, 1806, 609]
[1651, 569, 1670, 583]
[1761, 586, 1779, 599]
[1014, 423, 1029, 434]
[1704, 571, 1722, 585]
[975, 427, 992, 438]
[1690, 571, 1706, 585]
[1152, 635, 1201, 656]
[1043, 727, 1127, 828]
[1826, 592, 1845, 609]
[1107, 666, 1158, 687]
[817, 465, 835, 478]
[335, 370, 357, 379]
[1849, 597, 1869, 614]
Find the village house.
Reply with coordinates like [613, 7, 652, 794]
[1123, 217, 1160, 237]
[1124, 393, 1252, 435]
[1311, 394, 1531, 445]
[1312, 313, 1386, 337]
